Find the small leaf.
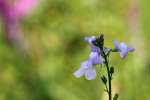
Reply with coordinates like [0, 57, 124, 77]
[101, 76, 107, 84]
[113, 93, 119, 100]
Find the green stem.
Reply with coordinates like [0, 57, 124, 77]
[102, 51, 112, 100]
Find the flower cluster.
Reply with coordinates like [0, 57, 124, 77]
[73, 35, 135, 80]
[74, 36, 104, 80]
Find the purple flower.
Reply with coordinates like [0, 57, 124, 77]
[114, 40, 135, 59]
[74, 36, 105, 80]
[73, 60, 96, 80]
[73, 53, 103, 80]
[0, 0, 40, 43]
[85, 36, 104, 64]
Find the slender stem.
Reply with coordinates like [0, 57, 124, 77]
[104, 83, 109, 93]
[102, 51, 112, 100]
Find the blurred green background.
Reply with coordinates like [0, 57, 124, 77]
[0, 0, 150, 100]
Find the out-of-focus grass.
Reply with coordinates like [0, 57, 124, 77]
[0, 0, 149, 100]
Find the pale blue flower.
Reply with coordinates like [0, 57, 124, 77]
[114, 40, 135, 59]
[73, 50, 104, 80]
[73, 36, 105, 80]
[73, 60, 96, 80]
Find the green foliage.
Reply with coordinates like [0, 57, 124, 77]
[0, 0, 149, 100]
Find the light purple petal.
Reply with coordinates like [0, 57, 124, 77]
[119, 43, 128, 59]
[80, 60, 93, 69]
[84, 36, 96, 44]
[73, 68, 85, 78]
[91, 45, 100, 53]
[120, 51, 128, 59]
[89, 52, 103, 64]
[85, 68, 96, 80]
[127, 47, 135, 52]
[114, 41, 128, 51]
[74, 60, 92, 78]
[119, 43, 128, 51]
[114, 40, 121, 51]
